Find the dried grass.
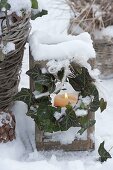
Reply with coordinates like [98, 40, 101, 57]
[67, 0, 113, 35]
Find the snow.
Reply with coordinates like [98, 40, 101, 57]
[81, 96, 91, 105]
[0, 0, 113, 169]
[94, 26, 113, 40]
[1, 77, 113, 170]
[29, 29, 90, 45]
[44, 127, 87, 144]
[1, 42, 15, 55]
[54, 107, 66, 120]
[29, 31, 95, 67]
[76, 109, 88, 117]
[102, 26, 113, 38]
[0, 111, 12, 127]
[31, 0, 72, 34]
[46, 59, 70, 74]
[7, 0, 31, 15]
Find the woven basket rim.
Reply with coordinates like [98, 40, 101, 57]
[94, 38, 113, 45]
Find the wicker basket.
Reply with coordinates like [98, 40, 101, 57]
[0, 12, 31, 109]
[94, 39, 113, 79]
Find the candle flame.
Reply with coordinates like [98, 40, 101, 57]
[65, 93, 68, 99]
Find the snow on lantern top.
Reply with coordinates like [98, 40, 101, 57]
[29, 30, 96, 69]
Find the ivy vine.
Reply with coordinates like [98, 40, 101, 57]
[14, 64, 107, 135]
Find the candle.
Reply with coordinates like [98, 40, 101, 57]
[54, 93, 78, 107]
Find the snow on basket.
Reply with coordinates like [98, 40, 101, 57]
[17, 30, 106, 151]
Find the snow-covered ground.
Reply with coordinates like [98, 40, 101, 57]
[0, 0, 113, 169]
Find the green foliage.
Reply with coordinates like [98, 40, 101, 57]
[14, 88, 35, 108]
[58, 105, 80, 131]
[26, 66, 41, 80]
[27, 103, 96, 133]
[31, 105, 59, 132]
[69, 67, 94, 92]
[88, 84, 100, 112]
[99, 98, 107, 112]
[78, 116, 96, 135]
[79, 102, 87, 110]
[98, 141, 112, 162]
[31, 0, 38, 9]
[0, 0, 11, 10]
[57, 68, 65, 81]
[26, 66, 56, 93]
[27, 96, 61, 132]
[31, 9, 48, 20]
[68, 66, 105, 112]
[15, 65, 107, 138]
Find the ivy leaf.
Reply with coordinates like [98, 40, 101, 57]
[99, 98, 107, 112]
[69, 66, 100, 112]
[14, 88, 35, 108]
[35, 82, 43, 92]
[69, 67, 94, 92]
[26, 66, 56, 93]
[31, 0, 38, 9]
[31, 9, 48, 20]
[35, 73, 55, 93]
[0, 0, 11, 10]
[79, 102, 87, 110]
[57, 68, 65, 81]
[36, 96, 51, 105]
[68, 77, 82, 91]
[98, 141, 112, 162]
[30, 103, 61, 132]
[58, 105, 80, 131]
[88, 84, 100, 112]
[37, 9, 48, 17]
[34, 82, 48, 93]
[26, 66, 41, 81]
[78, 117, 96, 135]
